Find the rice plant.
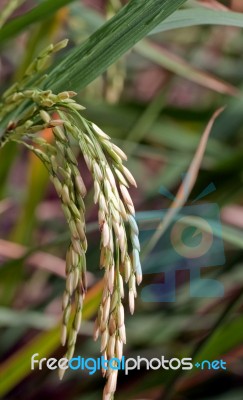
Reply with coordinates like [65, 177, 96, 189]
[1, 1, 243, 400]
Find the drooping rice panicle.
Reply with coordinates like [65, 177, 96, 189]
[0, 40, 142, 400]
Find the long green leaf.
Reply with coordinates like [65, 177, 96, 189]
[58, 5, 239, 96]
[0, 0, 188, 137]
[43, 0, 188, 93]
[0, 0, 77, 42]
[150, 8, 243, 35]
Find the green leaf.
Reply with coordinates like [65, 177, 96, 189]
[0, 0, 188, 136]
[43, 0, 188, 93]
[195, 315, 243, 361]
[47, 3, 239, 96]
[150, 9, 243, 35]
[0, 0, 77, 43]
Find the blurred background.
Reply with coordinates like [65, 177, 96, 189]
[0, 0, 243, 399]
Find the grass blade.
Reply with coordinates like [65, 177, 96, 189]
[150, 8, 243, 35]
[0, 0, 188, 136]
[142, 107, 225, 258]
[43, 0, 188, 93]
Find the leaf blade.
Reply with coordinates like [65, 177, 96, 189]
[150, 8, 243, 35]
[43, 0, 188, 93]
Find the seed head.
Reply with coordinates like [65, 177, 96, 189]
[0, 54, 141, 399]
